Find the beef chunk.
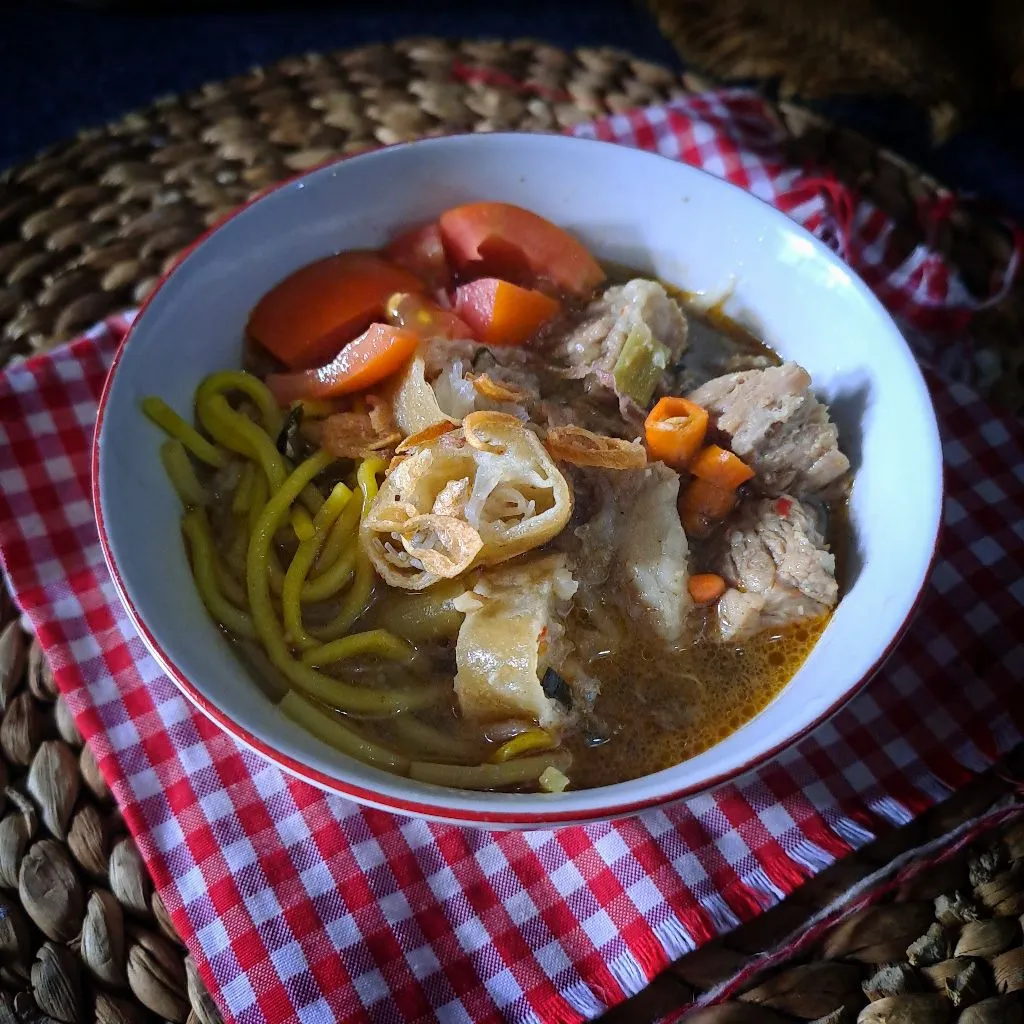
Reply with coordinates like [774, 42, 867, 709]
[688, 362, 850, 498]
[544, 279, 689, 411]
[714, 495, 838, 642]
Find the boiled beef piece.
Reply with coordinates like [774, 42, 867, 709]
[688, 362, 849, 498]
[714, 495, 838, 642]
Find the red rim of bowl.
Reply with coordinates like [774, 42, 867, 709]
[91, 136, 945, 826]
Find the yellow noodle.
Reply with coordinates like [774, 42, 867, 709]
[197, 392, 286, 488]
[300, 630, 414, 666]
[143, 397, 225, 468]
[408, 750, 572, 791]
[246, 451, 437, 714]
[389, 716, 486, 763]
[365, 581, 466, 643]
[267, 551, 286, 596]
[213, 561, 249, 609]
[244, 472, 286, 596]
[232, 463, 256, 514]
[196, 370, 282, 435]
[311, 495, 362, 578]
[234, 640, 289, 701]
[282, 483, 353, 649]
[182, 509, 256, 639]
[290, 505, 316, 542]
[226, 516, 249, 571]
[280, 691, 409, 773]
[488, 729, 556, 764]
[248, 471, 269, 536]
[307, 458, 384, 640]
[358, 458, 388, 509]
[303, 537, 357, 602]
[197, 391, 323, 515]
[309, 549, 372, 641]
[159, 440, 207, 507]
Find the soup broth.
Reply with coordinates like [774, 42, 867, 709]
[148, 204, 851, 793]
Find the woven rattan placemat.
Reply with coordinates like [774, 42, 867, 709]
[1, 38, 1022, 1024]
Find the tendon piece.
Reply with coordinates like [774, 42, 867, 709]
[361, 418, 572, 590]
[544, 425, 647, 470]
[616, 464, 692, 642]
[386, 352, 456, 435]
[454, 553, 578, 730]
[563, 461, 692, 644]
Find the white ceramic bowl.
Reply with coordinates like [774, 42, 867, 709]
[94, 133, 943, 828]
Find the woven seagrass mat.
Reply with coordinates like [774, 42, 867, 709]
[645, 0, 1024, 142]
[1, 37, 1023, 1024]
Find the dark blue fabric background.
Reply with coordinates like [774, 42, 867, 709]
[3, 2, 1024, 220]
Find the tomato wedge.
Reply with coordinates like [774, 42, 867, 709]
[385, 292, 475, 341]
[454, 278, 560, 347]
[265, 323, 419, 404]
[247, 252, 424, 370]
[439, 202, 605, 296]
[385, 222, 451, 292]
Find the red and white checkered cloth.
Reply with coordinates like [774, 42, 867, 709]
[1, 91, 1023, 1024]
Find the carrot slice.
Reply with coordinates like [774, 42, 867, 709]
[454, 278, 560, 346]
[644, 397, 709, 469]
[385, 222, 451, 291]
[265, 324, 420, 404]
[688, 573, 726, 605]
[385, 292, 475, 342]
[690, 444, 755, 490]
[440, 202, 605, 296]
[247, 252, 424, 369]
[679, 478, 737, 538]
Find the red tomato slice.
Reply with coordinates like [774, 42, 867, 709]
[385, 222, 451, 291]
[247, 252, 424, 370]
[454, 279, 560, 347]
[439, 202, 605, 296]
[385, 292, 475, 341]
[265, 323, 420, 403]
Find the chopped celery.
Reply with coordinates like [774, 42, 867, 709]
[612, 323, 670, 407]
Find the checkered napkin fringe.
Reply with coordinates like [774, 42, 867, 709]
[0, 91, 1022, 1024]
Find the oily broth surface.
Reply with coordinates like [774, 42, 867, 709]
[340, 299, 838, 790]
[221, 275, 844, 791]
[566, 616, 829, 789]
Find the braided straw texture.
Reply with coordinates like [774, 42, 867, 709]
[0, 40, 1021, 408]
[0, 38, 1021, 1024]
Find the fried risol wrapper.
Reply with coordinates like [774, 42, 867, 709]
[454, 553, 577, 729]
[360, 414, 572, 590]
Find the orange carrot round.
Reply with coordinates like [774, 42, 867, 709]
[265, 323, 420, 404]
[690, 444, 755, 490]
[688, 573, 726, 605]
[644, 397, 709, 469]
[679, 477, 737, 537]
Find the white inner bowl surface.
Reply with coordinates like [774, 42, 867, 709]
[96, 133, 943, 827]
